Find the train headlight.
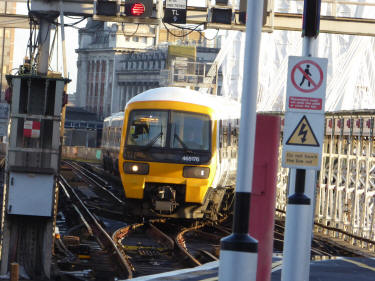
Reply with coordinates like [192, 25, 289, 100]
[124, 162, 149, 175]
[183, 166, 210, 179]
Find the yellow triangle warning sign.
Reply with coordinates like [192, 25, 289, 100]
[286, 116, 320, 146]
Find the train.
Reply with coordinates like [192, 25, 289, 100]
[101, 87, 241, 219]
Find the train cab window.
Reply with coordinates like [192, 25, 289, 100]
[170, 112, 210, 151]
[126, 110, 168, 148]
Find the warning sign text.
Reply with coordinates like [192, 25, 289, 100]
[284, 151, 319, 167]
[289, 96, 322, 110]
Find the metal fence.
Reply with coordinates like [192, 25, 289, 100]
[62, 146, 102, 163]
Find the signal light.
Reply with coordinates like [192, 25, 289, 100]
[124, 0, 152, 18]
[302, 0, 322, 37]
[211, 8, 233, 25]
[130, 3, 145, 16]
[96, 0, 118, 16]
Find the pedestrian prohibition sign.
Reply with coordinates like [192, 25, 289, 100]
[286, 56, 328, 114]
[291, 60, 323, 93]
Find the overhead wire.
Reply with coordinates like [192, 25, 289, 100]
[162, 21, 204, 38]
[161, 15, 220, 42]
[168, 22, 220, 41]
[121, 22, 140, 38]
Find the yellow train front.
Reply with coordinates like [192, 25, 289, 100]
[119, 87, 240, 219]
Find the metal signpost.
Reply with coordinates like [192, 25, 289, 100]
[218, 0, 265, 280]
[281, 0, 325, 280]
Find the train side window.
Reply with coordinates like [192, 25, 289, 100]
[228, 121, 232, 146]
[109, 127, 115, 146]
[219, 120, 223, 148]
[101, 127, 106, 146]
[231, 119, 240, 158]
[222, 120, 228, 147]
[105, 127, 109, 146]
[115, 128, 120, 146]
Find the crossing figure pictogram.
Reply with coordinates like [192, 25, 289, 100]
[299, 64, 312, 87]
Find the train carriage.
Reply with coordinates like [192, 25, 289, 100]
[101, 112, 124, 174]
[103, 87, 241, 219]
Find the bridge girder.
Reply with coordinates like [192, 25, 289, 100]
[2, 1, 375, 36]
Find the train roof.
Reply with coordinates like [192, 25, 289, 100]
[127, 87, 241, 119]
[103, 111, 124, 126]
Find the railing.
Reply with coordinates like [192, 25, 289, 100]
[276, 111, 375, 252]
[316, 111, 375, 251]
[160, 60, 218, 90]
[62, 146, 102, 163]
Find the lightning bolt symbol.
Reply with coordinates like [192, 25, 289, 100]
[298, 123, 307, 143]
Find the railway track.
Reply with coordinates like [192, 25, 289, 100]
[56, 161, 133, 280]
[275, 209, 375, 258]
[274, 219, 369, 259]
[111, 219, 229, 278]
[54, 160, 375, 280]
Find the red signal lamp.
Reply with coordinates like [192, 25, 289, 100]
[124, 0, 152, 18]
[130, 3, 145, 16]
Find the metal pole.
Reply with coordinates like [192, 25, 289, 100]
[218, 0, 264, 280]
[281, 1, 321, 280]
[60, 2, 68, 138]
[0, 28, 5, 100]
[59, 2, 68, 78]
[37, 17, 51, 74]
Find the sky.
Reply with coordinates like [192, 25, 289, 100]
[12, 1, 219, 94]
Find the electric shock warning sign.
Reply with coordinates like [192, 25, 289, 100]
[282, 112, 324, 170]
[285, 116, 319, 147]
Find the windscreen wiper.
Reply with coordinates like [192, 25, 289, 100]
[141, 132, 163, 150]
[173, 133, 188, 150]
[174, 134, 198, 154]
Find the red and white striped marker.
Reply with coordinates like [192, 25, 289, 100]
[24, 120, 41, 138]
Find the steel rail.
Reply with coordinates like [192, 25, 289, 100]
[277, 207, 375, 249]
[58, 175, 133, 279]
[63, 160, 125, 205]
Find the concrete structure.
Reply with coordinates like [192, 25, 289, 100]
[64, 106, 102, 147]
[75, 19, 222, 119]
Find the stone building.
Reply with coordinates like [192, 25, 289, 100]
[0, 2, 16, 101]
[75, 19, 221, 120]
[116, 45, 221, 111]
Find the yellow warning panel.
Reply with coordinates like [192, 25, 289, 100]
[286, 115, 319, 146]
[284, 151, 319, 167]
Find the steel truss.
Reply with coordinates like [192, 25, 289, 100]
[276, 111, 375, 253]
